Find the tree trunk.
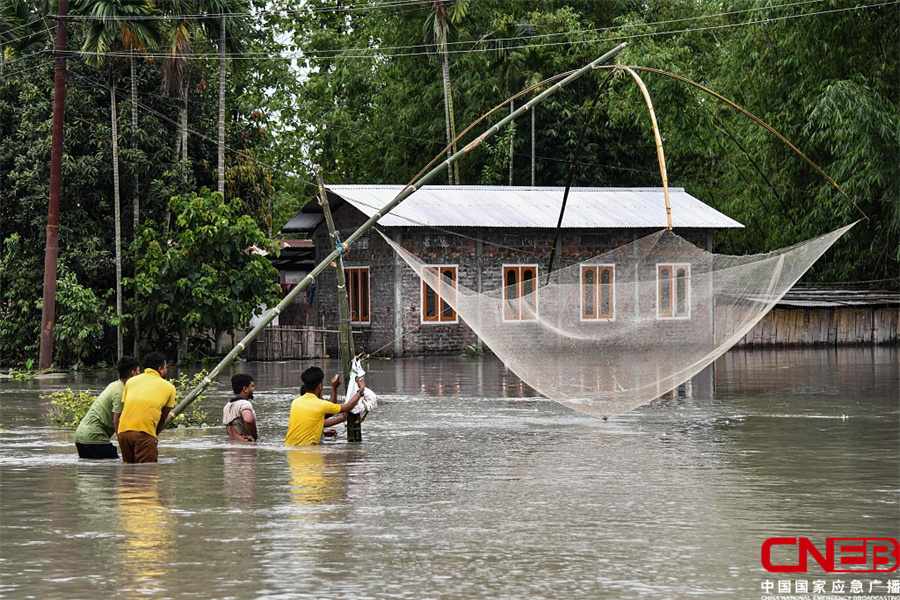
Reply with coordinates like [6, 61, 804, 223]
[130, 51, 138, 232]
[509, 99, 514, 186]
[178, 331, 188, 365]
[131, 50, 140, 358]
[438, 19, 459, 185]
[217, 14, 226, 196]
[168, 70, 189, 234]
[531, 106, 536, 186]
[111, 77, 123, 360]
[181, 84, 188, 162]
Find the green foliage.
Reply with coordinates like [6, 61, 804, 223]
[2, 234, 114, 367]
[70, 0, 161, 68]
[0, 234, 41, 365]
[458, 343, 484, 358]
[129, 189, 281, 359]
[2, 0, 897, 374]
[1, 0, 276, 365]
[167, 369, 217, 428]
[46, 388, 96, 429]
[9, 366, 35, 380]
[51, 265, 117, 367]
[269, 0, 897, 286]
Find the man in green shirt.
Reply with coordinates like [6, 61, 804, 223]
[74, 356, 140, 459]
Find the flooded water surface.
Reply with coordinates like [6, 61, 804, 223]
[1, 348, 898, 599]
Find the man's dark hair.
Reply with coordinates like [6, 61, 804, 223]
[300, 366, 324, 393]
[232, 373, 254, 394]
[117, 356, 140, 379]
[142, 352, 167, 372]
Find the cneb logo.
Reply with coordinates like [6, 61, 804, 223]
[761, 537, 900, 573]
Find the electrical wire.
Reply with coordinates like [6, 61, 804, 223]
[66, 69, 320, 190]
[0, 15, 48, 36]
[55, 0, 898, 61]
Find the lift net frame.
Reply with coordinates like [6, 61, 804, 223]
[382, 223, 853, 418]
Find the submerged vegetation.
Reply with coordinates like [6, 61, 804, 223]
[47, 388, 97, 429]
[166, 369, 217, 429]
[44, 369, 217, 429]
[2, 1, 897, 368]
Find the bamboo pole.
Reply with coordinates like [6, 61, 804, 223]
[619, 67, 672, 231]
[594, 65, 867, 222]
[315, 166, 361, 442]
[167, 43, 627, 420]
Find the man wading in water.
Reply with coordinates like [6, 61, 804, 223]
[74, 356, 140, 459]
[284, 367, 364, 446]
[223, 374, 259, 442]
[117, 352, 177, 463]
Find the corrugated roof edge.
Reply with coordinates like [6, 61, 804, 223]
[281, 185, 744, 232]
[327, 185, 691, 192]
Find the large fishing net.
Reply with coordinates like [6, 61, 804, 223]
[381, 223, 854, 418]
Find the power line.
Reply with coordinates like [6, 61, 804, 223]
[0, 16, 48, 37]
[60, 0, 439, 21]
[54, 62, 658, 181]
[67, 69, 319, 190]
[0, 60, 52, 79]
[60, 0, 898, 62]
[259, 0, 843, 56]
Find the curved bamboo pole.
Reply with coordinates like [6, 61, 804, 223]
[618, 66, 673, 231]
[167, 43, 628, 420]
[594, 65, 868, 222]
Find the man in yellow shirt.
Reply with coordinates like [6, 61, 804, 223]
[117, 352, 177, 463]
[284, 366, 364, 446]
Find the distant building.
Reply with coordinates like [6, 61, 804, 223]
[280, 185, 743, 356]
[265, 238, 316, 326]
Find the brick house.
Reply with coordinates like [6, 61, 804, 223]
[280, 185, 743, 357]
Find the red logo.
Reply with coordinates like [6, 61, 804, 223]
[762, 537, 900, 573]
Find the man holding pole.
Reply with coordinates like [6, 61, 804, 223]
[284, 367, 364, 446]
[117, 352, 176, 463]
[74, 356, 140, 459]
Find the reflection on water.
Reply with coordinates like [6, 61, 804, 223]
[286, 447, 343, 506]
[0, 348, 897, 599]
[117, 465, 174, 598]
[223, 444, 258, 503]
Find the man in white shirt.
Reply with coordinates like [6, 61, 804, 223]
[223, 373, 259, 442]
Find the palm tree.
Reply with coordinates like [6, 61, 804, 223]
[159, 0, 246, 199]
[200, 0, 247, 197]
[491, 21, 550, 186]
[159, 0, 196, 176]
[0, 0, 49, 78]
[427, 0, 468, 185]
[72, 0, 158, 359]
[506, 47, 547, 186]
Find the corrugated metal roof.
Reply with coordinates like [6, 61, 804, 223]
[776, 288, 900, 308]
[322, 185, 743, 229]
[282, 213, 325, 233]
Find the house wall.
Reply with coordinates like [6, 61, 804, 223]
[314, 204, 714, 356]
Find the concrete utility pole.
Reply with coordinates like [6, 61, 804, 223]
[39, 0, 69, 370]
[315, 166, 362, 442]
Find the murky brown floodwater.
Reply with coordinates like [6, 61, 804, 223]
[1, 348, 898, 599]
